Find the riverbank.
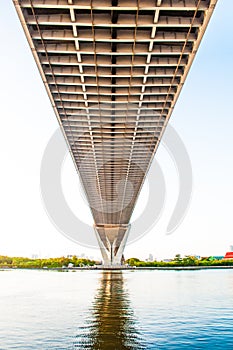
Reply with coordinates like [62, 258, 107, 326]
[1, 254, 233, 270]
[1, 265, 233, 271]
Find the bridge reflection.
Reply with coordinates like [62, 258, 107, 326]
[74, 271, 144, 349]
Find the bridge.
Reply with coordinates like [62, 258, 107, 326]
[14, 0, 217, 265]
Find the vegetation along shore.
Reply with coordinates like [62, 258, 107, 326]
[0, 254, 233, 269]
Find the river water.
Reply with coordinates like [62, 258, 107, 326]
[0, 269, 233, 349]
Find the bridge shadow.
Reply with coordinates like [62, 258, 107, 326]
[74, 271, 145, 350]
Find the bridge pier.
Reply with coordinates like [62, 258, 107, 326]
[94, 224, 130, 266]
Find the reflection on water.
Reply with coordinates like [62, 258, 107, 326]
[74, 271, 144, 350]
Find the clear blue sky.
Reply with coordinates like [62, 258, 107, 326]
[0, 1, 232, 260]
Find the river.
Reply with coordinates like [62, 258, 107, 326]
[0, 269, 233, 349]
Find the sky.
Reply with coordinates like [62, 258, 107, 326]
[0, 1, 232, 260]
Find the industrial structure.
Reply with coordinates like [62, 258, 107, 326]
[14, 0, 217, 265]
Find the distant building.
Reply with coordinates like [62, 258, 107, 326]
[148, 254, 154, 262]
[31, 254, 38, 259]
[224, 252, 233, 259]
[213, 256, 224, 260]
[163, 259, 172, 263]
[194, 255, 201, 260]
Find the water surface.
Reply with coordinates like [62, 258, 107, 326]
[0, 269, 233, 349]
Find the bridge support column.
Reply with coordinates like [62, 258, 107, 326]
[94, 224, 130, 266]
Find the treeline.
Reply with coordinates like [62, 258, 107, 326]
[125, 254, 233, 267]
[1, 254, 232, 269]
[0, 255, 96, 269]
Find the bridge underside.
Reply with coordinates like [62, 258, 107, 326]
[14, 0, 217, 265]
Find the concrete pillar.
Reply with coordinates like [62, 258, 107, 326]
[94, 224, 130, 266]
